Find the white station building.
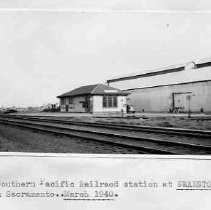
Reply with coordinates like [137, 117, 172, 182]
[107, 58, 211, 113]
[57, 84, 129, 113]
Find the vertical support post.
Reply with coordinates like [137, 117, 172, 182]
[121, 109, 124, 118]
[121, 98, 125, 118]
[186, 95, 191, 118]
[172, 93, 175, 113]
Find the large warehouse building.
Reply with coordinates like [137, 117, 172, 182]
[107, 58, 211, 113]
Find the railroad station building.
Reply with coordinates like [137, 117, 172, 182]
[107, 58, 211, 113]
[57, 84, 129, 113]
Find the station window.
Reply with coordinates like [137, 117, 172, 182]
[82, 101, 89, 108]
[69, 98, 73, 104]
[108, 96, 113, 107]
[103, 96, 107, 108]
[102, 96, 118, 108]
[61, 98, 65, 105]
[113, 96, 117, 107]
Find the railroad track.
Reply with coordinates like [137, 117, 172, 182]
[0, 114, 211, 155]
[2, 114, 211, 138]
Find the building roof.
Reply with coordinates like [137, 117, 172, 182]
[57, 84, 129, 98]
[107, 57, 211, 83]
[107, 63, 185, 83]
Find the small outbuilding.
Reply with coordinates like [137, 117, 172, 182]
[57, 84, 129, 113]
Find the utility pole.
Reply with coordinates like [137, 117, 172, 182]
[186, 95, 192, 118]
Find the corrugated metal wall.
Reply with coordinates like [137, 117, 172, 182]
[108, 65, 211, 113]
[126, 81, 211, 112]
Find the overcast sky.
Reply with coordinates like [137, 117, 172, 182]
[1, 1, 211, 107]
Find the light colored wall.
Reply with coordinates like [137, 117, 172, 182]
[109, 66, 211, 90]
[127, 81, 211, 112]
[73, 96, 86, 112]
[60, 96, 86, 112]
[60, 105, 66, 112]
[92, 96, 127, 113]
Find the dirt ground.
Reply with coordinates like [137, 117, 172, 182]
[8, 112, 211, 130]
[92, 116, 211, 131]
[0, 112, 210, 153]
[0, 124, 142, 153]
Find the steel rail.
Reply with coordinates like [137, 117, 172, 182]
[2, 114, 211, 138]
[0, 117, 211, 155]
[0, 118, 173, 154]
